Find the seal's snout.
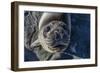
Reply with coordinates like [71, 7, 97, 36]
[54, 30, 60, 41]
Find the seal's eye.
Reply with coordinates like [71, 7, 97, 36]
[45, 26, 51, 32]
[43, 26, 51, 38]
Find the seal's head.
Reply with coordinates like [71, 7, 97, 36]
[38, 20, 70, 53]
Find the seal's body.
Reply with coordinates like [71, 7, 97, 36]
[30, 12, 71, 60]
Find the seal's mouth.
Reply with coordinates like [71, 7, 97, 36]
[48, 44, 67, 52]
[45, 40, 68, 52]
[53, 44, 65, 49]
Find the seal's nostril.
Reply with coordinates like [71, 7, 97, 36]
[54, 31, 60, 40]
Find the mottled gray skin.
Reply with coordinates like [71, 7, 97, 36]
[24, 12, 71, 60]
[24, 12, 42, 49]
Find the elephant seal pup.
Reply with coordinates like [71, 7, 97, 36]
[31, 12, 71, 60]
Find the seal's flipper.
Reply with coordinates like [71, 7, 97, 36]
[31, 40, 40, 48]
